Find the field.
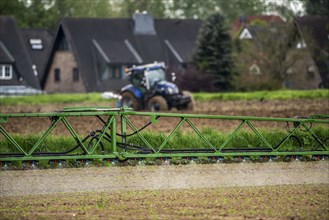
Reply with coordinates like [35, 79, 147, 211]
[0, 91, 329, 219]
[1, 163, 329, 219]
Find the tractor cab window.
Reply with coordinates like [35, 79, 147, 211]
[144, 68, 165, 90]
[131, 70, 144, 87]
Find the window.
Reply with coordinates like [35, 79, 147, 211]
[307, 65, 316, 80]
[73, 68, 79, 82]
[286, 67, 294, 75]
[249, 64, 261, 75]
[110, 66, 122, 79]
[0, 64, 13, 80]
[54, 68, 60, 82]
[29, 39, 43, 50]
[32, 64, 38, 76]
[58, 37, 69, 51]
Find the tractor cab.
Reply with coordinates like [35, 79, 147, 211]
[129, 62, 167, 91]
[144, 67, 166, 90]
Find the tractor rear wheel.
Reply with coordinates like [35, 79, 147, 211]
[147, 96, 168, 111]
[120, 92, 141, 110]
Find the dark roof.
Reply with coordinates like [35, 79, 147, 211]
[0, 40, 14, 63]
[21, 29, 53, 83]
[44, 16, 202, 92]
[295, 16, 329, 53]
[295, 16, 329, 87]
[57, 18, 141, 92]
[232, 15, 285, 33]
[156, 19, 202, 62]
[243, 15, 284, 23]
[0, 16, 40, 89]
[239, 23, 290, 42]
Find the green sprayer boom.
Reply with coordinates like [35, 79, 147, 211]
[0, 107, 328, 164]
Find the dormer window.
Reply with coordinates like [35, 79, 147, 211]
[0, 64, 13, 80]
[29, 39, 43, 50]
[296, 39, 307, 49]
[32, 64, 38, 76]
[239, 28, 253, 40]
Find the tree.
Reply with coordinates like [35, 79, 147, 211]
[22, 0, 56, 29]
[119, 0, 166, 18]
[265, 0, 302, 21]
[166, 0, 217, 19]
[166, 0, 268, 21]
[192, 13, 234, 91]
[217, 0, 267, 22]
[0, 0, 113, 30]
[303, 0, 329, 16]
[1, 0, 280, 30]
[48, 0, 114, 28]
[52, 0, 113, 18]
[0, 0, 26, 19]
[0, 0, 37, 28]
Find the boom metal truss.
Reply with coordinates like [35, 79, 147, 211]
[0, 107, 328, 162]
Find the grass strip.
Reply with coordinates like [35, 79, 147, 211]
[0, 89, 328, 105]
[0, 93, 113, 106]
[193, 89, 329, 101]
[1, 127, 328, 153]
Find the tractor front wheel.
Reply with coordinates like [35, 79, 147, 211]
[147, 96, 168, 111]
[120, 92, 141, 110]
[180, 91, 194, 110]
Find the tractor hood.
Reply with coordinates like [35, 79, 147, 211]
[155, 81, 179, 95]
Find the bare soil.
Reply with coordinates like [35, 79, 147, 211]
[0, 184, 328, 220]
[0, 162, 328, 219]
[1, 162, 328, 196]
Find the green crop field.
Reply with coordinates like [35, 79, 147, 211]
[0, 89, 328, 105]
[193, 89, 329, 101]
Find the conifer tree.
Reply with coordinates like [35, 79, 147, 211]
[192, 13, 233, 91]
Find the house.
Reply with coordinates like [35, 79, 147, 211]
[293, 16, 329, 88]
[42, 13, 202, 93]
[233, 18, 292, 90]
[233, 15, 328, 90]
[0, 16, 42, 95]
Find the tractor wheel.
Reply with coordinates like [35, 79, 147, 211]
[181, 91, 194, 110]
[147, 96, 168, 111]
[120, 92, 141, 110]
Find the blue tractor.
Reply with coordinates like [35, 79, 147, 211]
[120, 62, 194, 111]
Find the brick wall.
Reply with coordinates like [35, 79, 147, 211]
[45, 51, 86, 93]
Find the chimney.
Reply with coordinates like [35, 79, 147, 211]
[133, 11, 156, 35]
[239, 16, 246, 24]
